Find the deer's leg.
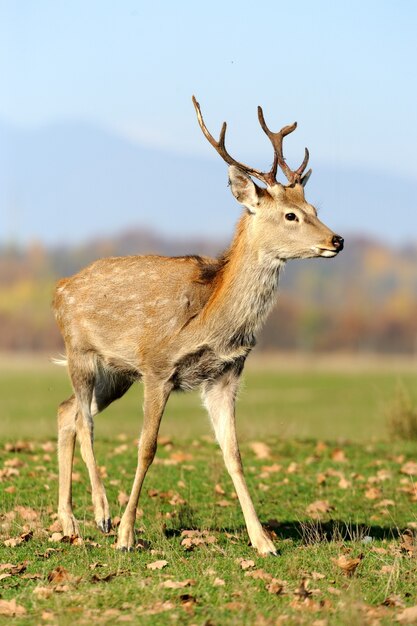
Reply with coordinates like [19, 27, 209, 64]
[57, 395, 79, 536]
[202, 371, 277, 556]
[117, 380, 171, 550]
[69, 356, 111, 533]
[74, 400, 111, 533]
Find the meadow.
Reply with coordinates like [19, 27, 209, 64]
[1, 354, 417, 624]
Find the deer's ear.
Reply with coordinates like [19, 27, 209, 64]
[228, 165, 262, 214]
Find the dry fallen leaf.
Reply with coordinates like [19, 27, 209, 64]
[399, 530, 417, 557]
[332, 553, 364, 577]
[33, 586, 53, 599]
[47, 566, 73, 584]
[159, 579, 195, 589]
[245, 568, 273, 582]
[382, 594, 404, 607]
[235, 558, 255, 570]
[365, 487, 382, 500]
[4, 531, 33, 547]
[249, 441, 271, 460]
[180, 530, 217, 551]
[147, 560, 168, 570]
[0, 598, 26, 616]
[216, 499, 232, 507]
[397, 605, 417, 624]
[294, 578, 312, 600]
[213, 577, 225, 586]
[117, 491, 130, 507]
[331, 448, 347, 462]
[266, 579, 285, 595]
[400, 461, 417, 476]
[306, 500, 333, 519]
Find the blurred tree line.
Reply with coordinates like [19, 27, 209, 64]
[1, 231, 417, 354]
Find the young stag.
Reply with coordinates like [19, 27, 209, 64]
[53, 96, 343, 555]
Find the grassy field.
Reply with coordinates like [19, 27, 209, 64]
[1, 355, 417, 624]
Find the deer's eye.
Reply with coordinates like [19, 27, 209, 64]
[285, 213, 298, 222]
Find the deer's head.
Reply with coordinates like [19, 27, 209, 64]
[192, 96, 344, 261]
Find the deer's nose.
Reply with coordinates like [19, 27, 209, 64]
[332, 235, 344, 251]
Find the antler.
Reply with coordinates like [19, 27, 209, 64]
[257, 107, 310, 185]
[192, 95, 311, 187]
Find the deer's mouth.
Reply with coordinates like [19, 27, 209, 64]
[312, 246, 339, 258]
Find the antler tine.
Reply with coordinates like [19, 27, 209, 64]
[192, 96, 268, 185]
[295, 147, 310, 177]
[258, 106, 309, 185]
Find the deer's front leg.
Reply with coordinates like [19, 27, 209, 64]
[202, 371, 277, 556]
[117, 380, 171, 551]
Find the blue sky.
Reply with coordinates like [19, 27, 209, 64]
[1, 0, 417, 243]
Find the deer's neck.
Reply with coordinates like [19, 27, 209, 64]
[203, 214, 284, 348]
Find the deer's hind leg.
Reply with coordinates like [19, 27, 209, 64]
[57, 394, 79, 536]
[66, 355, 133, 534]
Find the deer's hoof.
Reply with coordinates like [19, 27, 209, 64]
[97, 518, 112, 534]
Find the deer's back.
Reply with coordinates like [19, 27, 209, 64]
[53, 254, 217, 365]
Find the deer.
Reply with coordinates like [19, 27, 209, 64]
[52, 96, 344, 556]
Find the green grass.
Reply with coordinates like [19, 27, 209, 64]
[1, 357, 417, 624]
[1, 356, 417, 441]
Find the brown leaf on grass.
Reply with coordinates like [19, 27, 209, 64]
[159, 579, 195, 589]
[0, 598, 26, 616]
[48, 520, 62, 533]
[224, 601, 244, 611]
[294, 578, 312, 600]
[147, 559, 168, 570]
[214, 483, 225, 495]
[47, 566, 80, 585]
[141, 600, 176, 615]
[213, 577, 225, 586]
[0, 562, 27, 575]
[216, 499, 232, 507]
[260, 463, 282, 476]
[286, 462, 298, 474]
[179, 593, 197, 615]
[331, 448, 347, 462]
[338, 476, 351, 489]
[306, 500, 333, 519]
[381, 594, 404, 607]
[399, 530, 417, 557]
[316, 472, 327, 485]
[400, 461, 417, 476]
[266, 579, 285, 595]
[33, 586, 53, 599]
[249, 441, 271, 460]
[332, 553, 364, 577]
[365, 487, 382, 500]
[4, 530, 33, 547]
[4, 457, 25, 468]
[235, 558, 255, 570]
[91, 570, 128, 583]
[170, 451, 193, 463]
[4, 440, 34, 453]
[117, 491, 130, 507]
[0, 467, 20, 481]
[49, 532, 64, 543]
[397, 605, 417, 624]
[180, 530, 217, 551]
[246, 569, 274, 583]
[311, 571, 325, 580]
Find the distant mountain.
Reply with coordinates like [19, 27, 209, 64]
[0, 120, 416, 246]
